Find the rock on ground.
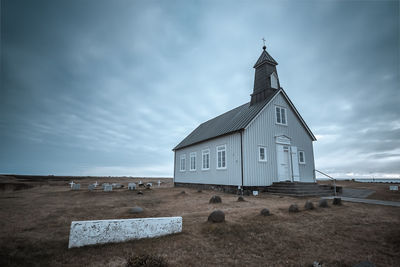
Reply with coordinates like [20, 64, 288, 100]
[304, 200, 314, 210]
[208, 210, 225, 223]
[130, 206, 144, 214]
[319, 199, 329, 208]
[260, 208, 270, 216]
[289, 204, 299, 213]
[209, 195, 222, 204]
[237, 196, 245, 202]
[333, 197, 342, 205]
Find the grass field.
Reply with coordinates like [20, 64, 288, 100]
[0, 175, 399, 266]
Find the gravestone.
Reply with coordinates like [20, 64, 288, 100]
[68, 217, 182, 248]
[104, 185, 112, 192]
[289, 204, 299, 212]
[128, 183, 136, 190]
[319, 199, 329, 208]
[88, 184, 95, 191]
[208, 210, 225, 223]
[304, 200, 314, 210]
[209, 195, 222, 203]
[333, 197, 342, 205]
[260, 208, 270, 216]
[112, 183, 123, 189]
[72, 184, 80, 190]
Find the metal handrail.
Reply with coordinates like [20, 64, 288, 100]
[315, 169, 337, 196]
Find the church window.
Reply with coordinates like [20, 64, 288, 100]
[275, 106, 287, 125]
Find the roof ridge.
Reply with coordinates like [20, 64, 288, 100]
[198, 102, 249, 126]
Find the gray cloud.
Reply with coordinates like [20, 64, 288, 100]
[1, 0, 399, 177]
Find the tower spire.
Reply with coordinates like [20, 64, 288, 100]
[250, 44, 280, 105]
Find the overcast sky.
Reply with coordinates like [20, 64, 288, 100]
[1, 0, 399, 178]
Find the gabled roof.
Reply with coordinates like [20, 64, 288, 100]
[173, 89, 316, 151]
[253, 49, 278, 68]
[173, 90, 280, 150]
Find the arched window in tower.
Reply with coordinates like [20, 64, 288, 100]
[270, 72, 278, 89]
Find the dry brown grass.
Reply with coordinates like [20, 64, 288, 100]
[0, 175, 399, 267]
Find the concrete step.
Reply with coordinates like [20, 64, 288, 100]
[267, 191, 334, 197]
[265, 182, 335, 197]
[266, 188, 333, 194]
[266, 186, 333, 191]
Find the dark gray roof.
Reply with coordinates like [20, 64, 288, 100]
[173, 89, 280, 150]
[253, 49, 278, 68]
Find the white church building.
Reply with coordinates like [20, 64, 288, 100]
[173, 45, 316, 191]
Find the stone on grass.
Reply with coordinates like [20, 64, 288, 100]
[208, 210, 225, 223]
[260, 208, 270, 216]
[304, 200, 314, 210]
[289, 204, 299, 213]
[209, 195, 222, 204]
[130, 206, 144, 214]
[333, 197, 342, 205]
[137, 191, 143, 195]
[319, 199, 329, 208]
[237, 196, 245, 202]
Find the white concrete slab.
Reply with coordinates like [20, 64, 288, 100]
[68, 216, 182, 248]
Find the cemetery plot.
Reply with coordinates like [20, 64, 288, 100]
[68, 217, 182, 248]
[0, 176, 399, 267]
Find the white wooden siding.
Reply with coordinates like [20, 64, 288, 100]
[174, 133, 242, 186]
[243, 92, 315, 186]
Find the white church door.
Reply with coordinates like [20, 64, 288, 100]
[277, 144, 292, 181]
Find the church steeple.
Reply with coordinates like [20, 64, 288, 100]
[250, 45, 280, 105]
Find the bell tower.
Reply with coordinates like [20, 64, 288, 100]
[250, 45, 280, 105]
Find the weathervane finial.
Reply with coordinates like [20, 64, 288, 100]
[262, 37, 266, 50]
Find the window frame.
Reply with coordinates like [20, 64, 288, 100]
[275, 106, 288, 126]
[216, 145, 227, 170]
[189, 152, 197, 171]
[202, 149, 210, 171]
[179, 154, 186, 172]
[298, 150, 306, 164]
[270, 72, 278, 89]
[258, 146, 267, 162]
